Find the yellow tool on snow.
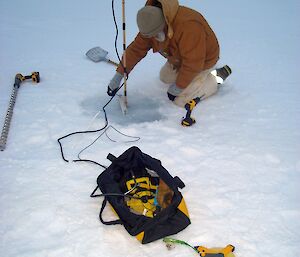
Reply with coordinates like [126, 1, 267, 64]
[163, 238, 235, 257]
[196, 244, 235, 257]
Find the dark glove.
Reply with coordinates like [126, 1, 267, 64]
[167, 92, 176, 101]
[107, 72, 123, 97]
[107, 86, 118, 97]
[167, 84, 183, 101]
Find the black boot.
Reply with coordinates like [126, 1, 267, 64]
[215, 65, 232, 83]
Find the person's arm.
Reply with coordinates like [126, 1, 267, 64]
[117, 33, 152, 75]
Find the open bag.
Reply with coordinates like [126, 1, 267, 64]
[91, 146, 191, 244]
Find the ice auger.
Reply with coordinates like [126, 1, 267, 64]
[0, 72, 40, 151]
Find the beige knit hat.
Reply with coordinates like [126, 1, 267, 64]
[136, 6, 165, 37]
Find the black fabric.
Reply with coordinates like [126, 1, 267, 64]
[167, 92, 176, 101]
[107, 86, 118, 96]
[92, 146, 191, 244]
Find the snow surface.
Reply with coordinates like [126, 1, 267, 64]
[1, 0, 300, 256]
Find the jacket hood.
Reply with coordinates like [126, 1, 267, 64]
[145, 0, 179, 39]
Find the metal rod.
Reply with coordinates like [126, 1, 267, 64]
[0, 85, 20, 151]
[0, 72, 39, 151]
[122, 0, 128, 106]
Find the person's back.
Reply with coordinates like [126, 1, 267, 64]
[173, 6, 220, 70]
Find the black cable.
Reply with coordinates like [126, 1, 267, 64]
[112, 0, 128, 78]
[104, 125, 140, 143]
[57, 0, 135, 165]
[57, 95, 112, 163]
[112, 0, 121, 64]
[76, 128, 108, 160]
[73, 159, 107, 170]
[90, 182, 140, 199]
[76, 125, 140, 161]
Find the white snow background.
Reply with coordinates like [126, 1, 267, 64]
[1, 0, 300, 256]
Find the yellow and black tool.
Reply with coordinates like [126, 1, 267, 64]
[0, 72, 40, 151]
[196, 244, 235, 257]
[125, 177, 157, 217]
[15, 72, 40, 85]
[163, 238, 235, 257]
[181, 97, 201, 127]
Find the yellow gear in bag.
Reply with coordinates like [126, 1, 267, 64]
[125, 177, 158, 217]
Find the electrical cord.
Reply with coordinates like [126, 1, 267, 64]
[90, 182, 140, 199]
[76, 125, 140, 160]
[57, 0, 142, 202]
[57, 0, 135, 167]
[112, 0, 128, 78]
[57, 94, 116, 164]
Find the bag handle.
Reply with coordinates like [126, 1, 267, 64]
[99, 198, 123, 225]
[174, 176, 185, 189]
[90, 185, 103, 198]
[90, 186, 123, 225]
[107, 153, 117, 162]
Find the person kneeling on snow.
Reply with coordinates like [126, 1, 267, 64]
[107, 0, 232, 107]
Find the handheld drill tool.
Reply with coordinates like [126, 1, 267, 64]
[163, 238, 235, 257]
[196, 245, 235, 257]
[0, 72, 40, 151]
[181, 96, 202, 127]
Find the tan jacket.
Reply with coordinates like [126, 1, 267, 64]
[117, 0, 219, 88]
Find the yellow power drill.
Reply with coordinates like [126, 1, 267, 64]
[15, 72, 40, 85]
[196, 244, 235, 257]
[163, 238, 235, 257]
[181, 97, 202, 127]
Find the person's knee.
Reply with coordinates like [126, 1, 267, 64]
[202, 74, 218, 97]
[160, 69, 172, 83]
[159, 63, 177, 84]
[173, 72, 218, 107]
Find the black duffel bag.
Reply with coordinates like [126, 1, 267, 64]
[91, 146, 191, 244]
